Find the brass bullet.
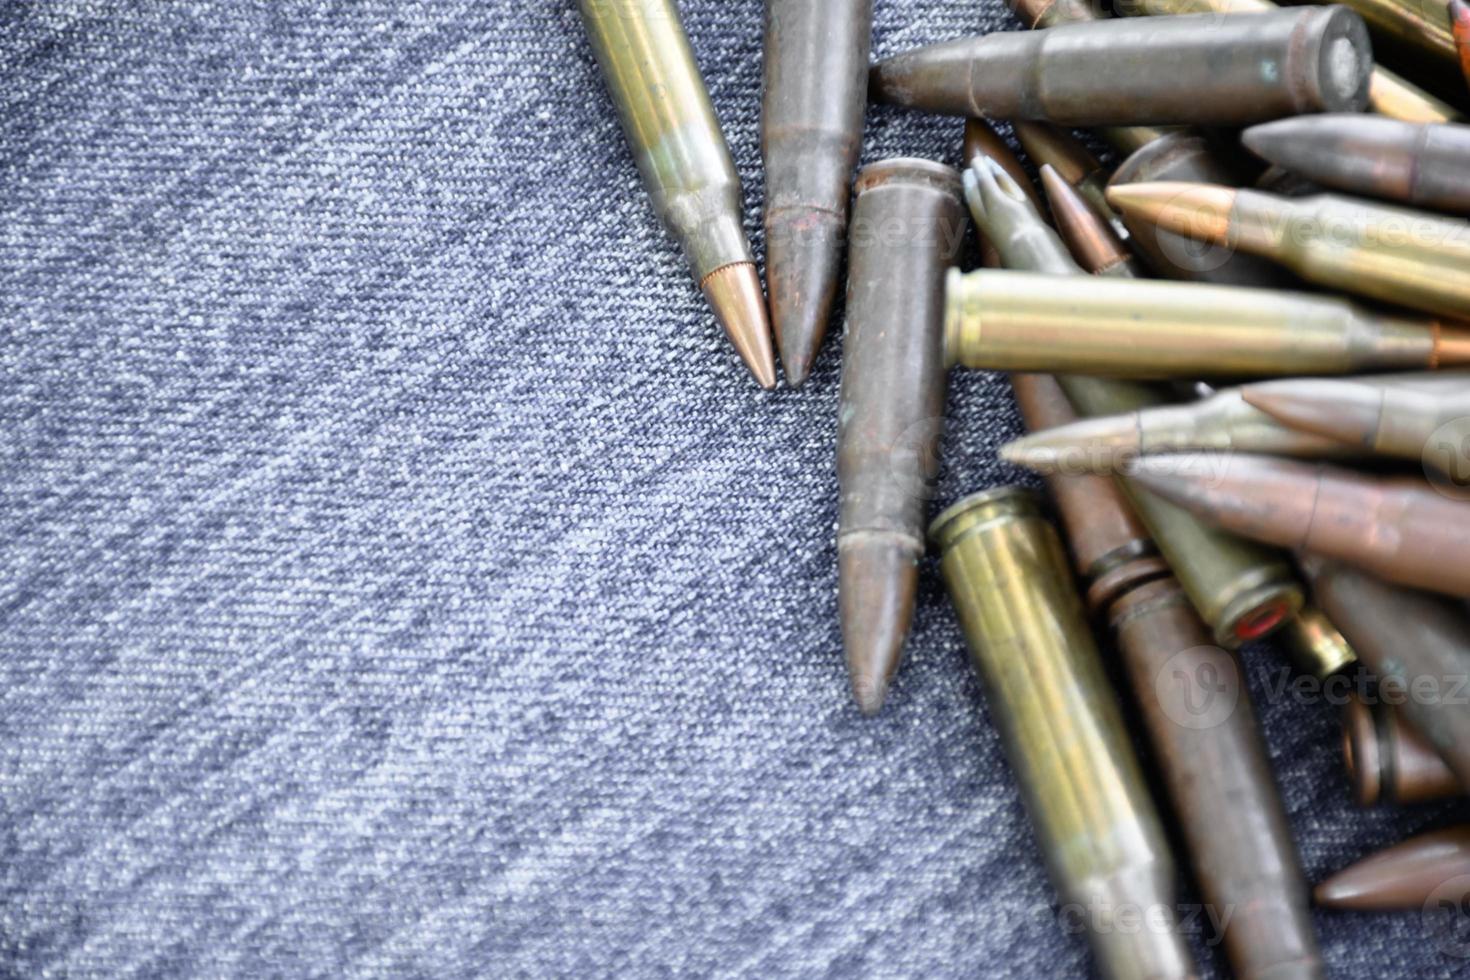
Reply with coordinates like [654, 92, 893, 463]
[1316, 826, 1470, 910]
[1107, 181, 1470, 320]
[762, 0, 872, 386]
[1039, 165, 1145, 279]
[1281, 607, 1360, 680]
[1343, 690, 1461, 806]
[1331, 0, 1461, 75]
[1242, 115, 1470, 214]
[837, 159, 967, 714]
[1126, 455, 1470, 600]
[869, 9, 1373, 126]
[580, 0, 776, 388]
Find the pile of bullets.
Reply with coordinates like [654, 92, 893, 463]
[580, 0, 1470, 975]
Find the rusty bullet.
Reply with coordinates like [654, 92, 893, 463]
[1127, 455, 1470, 600]
[580, 0, 776, 388]
[1107, 181, 1470, 320]
[762, 0, 872, 386]
[1039, 166, 1145, 278]
[869, 8, 1373, 126]
[1343, 690, 1461, 806]
[1316, 826, 1470, 910]
[837, 159, 966, 714]
[1243, 114, 1470, 215]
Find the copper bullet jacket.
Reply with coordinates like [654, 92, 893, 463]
[1343, 691, 1461, 806]
[1128, 455, 1470, 600]
[1302, 556, 1470, 790]
[1282, 607, 1359, 680]
[870, 9, 1372, 127]
[579, 0, 775, 388]
[1243, 116, 1470, 214]
[1242, 372, 1470, 470]
[1316, 826, 1470, 910]
[837, 159, 966, 715]
[1454, 0, 1470, 92]
[1015, 123, 1133, 246]
[1040, 167, 1144, 279]
[944, 270, 1470, 378]
[931, 489, 1196, 980]
[1119, 0, 1464, 122]
[1108, 181, 1470, 321]
[761, 0, 872, 386]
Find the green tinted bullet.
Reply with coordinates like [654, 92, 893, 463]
[932, 488, 1196, 980]
[581, 0, 776, 387]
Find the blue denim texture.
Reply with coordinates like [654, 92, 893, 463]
[2, 1, 1467, 976]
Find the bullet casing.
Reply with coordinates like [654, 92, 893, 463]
[931, 488, 1195, 980]
[870, 9, 1372, 126]
[1343, 690, 1461, 805]
[837, 159, 966, 712]
[1281, 606, 1359, 680]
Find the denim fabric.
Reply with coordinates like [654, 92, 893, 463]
[1, 1, 1466, 977]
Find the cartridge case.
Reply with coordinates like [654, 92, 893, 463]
[1001, 387, 1356, 474]
[1281, 607, 1359, 680]
[1343, 690, 1461, 805]
[580, 0, 775, 387]
[1120, 0, 1464, 122]
[931, 488, 1195, 980]
[1107, 182, 1470, 320]
[944, 269, 1470, 377]
[1242, 116, 1470, 214]
[1315, 826, 1470, 910]
[1109, 133, 1297, 287]
[870, 9, 1372, 126]
[837, 159, 966, 714]
[1301, 556, 1470, 789]
[1128, 456, 1470, 600]
[762, 0, 872, 386]
[1242, 373, 1470, 471]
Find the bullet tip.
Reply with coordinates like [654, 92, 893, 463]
[767, 210, 845, 388]
[839, 534, 919, 717]
[1105, 181, 1235, 245]
[703, 262, 777, 390]
[1241, 379, 1381, 447]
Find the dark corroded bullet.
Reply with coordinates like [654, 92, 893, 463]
[1303, 555, 1470, 790]
[1244, 115, 1470, 214]
[965, 157, 1302, 648]
[1018, 379, 1323, 980]
[1039, 166, 1144, 278]
[1120, 0, 1463, 122]
[1343, 690, 1460, 806]
[580, 0, 775, 388]
[1316, 826, 1470, 910]
[762, 0, 872, 386]
[1108, 181, 1470, 320]
[1242, 373, 1470, 472]
[1001, 388, 1354, 474]
[1016, 123, 1131, 243]
[945, 271, 1470, 377]
[932, 488, 1196, 980]
[869, 8, 1373, 126]
[838, 159, 966, 714]
[1108, 133, 1298, 287]
[1129, 456, 1470, 599]
[1281, 607, 1359, 680]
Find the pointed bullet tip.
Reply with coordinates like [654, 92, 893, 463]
[1105, 182, 1234, 245]
[703, 262, 777, 389]
[767, 212, 844, 389]
[839, 535, 919, 716]
[850, 672, 890, 716]
[1241, 380, 1380, 446]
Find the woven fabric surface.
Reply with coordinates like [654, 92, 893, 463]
[2, 1, 1467, 976]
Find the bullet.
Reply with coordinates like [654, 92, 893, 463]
[1001, 387, 1356, 475]
[931, 488, 1196, 980]
[837, 159, 966, 714]
[1040, 166, 1145, 279]
[964, 158, 1303, 649]
[1241, 373, 1470, 472]
[580, 0, 775, 389]
[1127, 455, 1470, 600]
[1315, 826, 1470, 910]
[1118, 0, 1463, 123]
[1455, 0, 1470, 92]
[1015, 123, 1131, 243]
[1343, 690, 1461, 806]
[962, 119, 1040, 270]
[1241, 115, 1470, 215]
[1107, 181, 1470, 320]
[1332, 0, 1460, 74]
[1281, 607, 1359, 680]
[945, 270, 1470, 377]
[1109, 132, 1298, 287]
[1018, 379, 1324, 980]
[869, 8, 1373, 126]
[762, 0, 872, 386]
